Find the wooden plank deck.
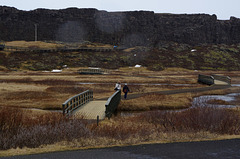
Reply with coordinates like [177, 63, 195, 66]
[72, 101, 106, 120]
[214, 80, 229, 85]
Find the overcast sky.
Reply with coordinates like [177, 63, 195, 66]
[0, 0, 239, 20]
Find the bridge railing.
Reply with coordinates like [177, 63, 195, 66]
[198, 74, 214, 85]
[105, 90, 121, 119]
[212, 74, 231, 85]
[62, 90, 93, 116]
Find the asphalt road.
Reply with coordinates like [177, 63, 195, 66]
[2, 139, 240, 159]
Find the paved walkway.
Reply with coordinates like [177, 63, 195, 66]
[72, 101, 106, 120]
[121, 84, 231, 100]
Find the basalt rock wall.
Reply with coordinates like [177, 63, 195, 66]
[0, 6, 240, 46]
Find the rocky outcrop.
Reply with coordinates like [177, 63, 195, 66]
[0, 6, 240, 46]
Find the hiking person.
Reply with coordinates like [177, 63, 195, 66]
[114, 81, 121, 91]
[123, 83, 130, 99]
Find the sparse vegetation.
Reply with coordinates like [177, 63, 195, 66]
[1, 106, 240, 154]
[5, 41, 64, 49]
[1, 41, 240, 71]
[1, 44, 240, 156]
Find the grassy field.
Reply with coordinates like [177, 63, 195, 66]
[1, 67, 240, 156]
[0, 67, 203, 110]
[5, 41, 64, 49]
[2, 41, 240, 72]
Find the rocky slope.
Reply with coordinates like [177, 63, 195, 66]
[0, 6, 240, 46]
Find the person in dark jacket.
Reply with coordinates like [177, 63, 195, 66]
[123, 83, 130, 99]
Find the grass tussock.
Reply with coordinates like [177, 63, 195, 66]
[119, 93, 192, 111]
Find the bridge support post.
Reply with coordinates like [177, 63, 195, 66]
[97, 115, 99, 126]
[62, 104, 65, 115]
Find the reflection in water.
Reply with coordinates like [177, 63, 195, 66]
[192, 93, 240, 108]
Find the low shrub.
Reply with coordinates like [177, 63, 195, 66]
[1, 106, 240, 150]
[138, 107, 240, 134]
[0, 107, 91, 150]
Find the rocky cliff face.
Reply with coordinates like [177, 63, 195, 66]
[0, 6, 240, 46]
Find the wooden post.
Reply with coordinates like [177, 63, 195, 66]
[97, 115, 99, 126]
[62, 104, 65, 115]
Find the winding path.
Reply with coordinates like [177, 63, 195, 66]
[122, 84, 231, 100]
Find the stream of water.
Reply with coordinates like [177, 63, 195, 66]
[192, 93, 240, 108]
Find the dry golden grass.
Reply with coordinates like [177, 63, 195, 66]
[2, 133, 240, 157]
[0, 69, 237, 111]
[5, 41, 64, 49]
[0, 66, 8, 71]
[1, 68, 240, 156]
[162, 67, 195, 73]
[4, 40, 113, 51]
[0, 83, 47, 92]
[85, 43, 113, 48]
[123, 47, 136, 52]
[119, 93, 192, 111]
[194, 86, 240, 97]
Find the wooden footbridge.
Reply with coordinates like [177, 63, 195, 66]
[198, 74, 231, 85]
[62, 90, 121, 120]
